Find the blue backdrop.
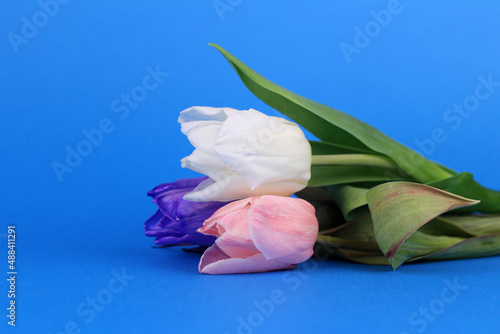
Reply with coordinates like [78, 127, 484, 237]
[1, 1, 499, 333]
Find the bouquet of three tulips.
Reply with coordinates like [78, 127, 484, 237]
[146, 106, 318, 274]
[144, 44, 500, 274]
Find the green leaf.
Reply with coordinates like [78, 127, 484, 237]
[315, 215, 389, 265]
[295, 186, 336, 203]
[418, 234, 500, 261]
[313, 204, 346, 233]
[210, 43, 453, 183]
[428, 172, 500, 213]
[418, 217, 475, 239]
[295, 187, 347, 233]
[326, 248, 390, 266]
[309, 140, 374, 155]
[317, 235, 381, 252]
[330, 214, 378, 242]
[393, 231, 466, 266]
[439, 214, 500, 236]
[330, 185, 370, 221]
[392, 218, 500, 264]
[366, 182, 480, 269]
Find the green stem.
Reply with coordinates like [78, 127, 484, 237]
[311, 154, 400, 171]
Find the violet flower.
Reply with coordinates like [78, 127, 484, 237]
[145, 177, 227, 246]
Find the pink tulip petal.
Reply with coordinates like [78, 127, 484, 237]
[201, 198, 254, 226]
[197, 198, 255, 239]
[249, 196, 318, 264]
[214, 236, 260, 258]
[198, 195, 318, 274]
[199, 244, 295, 275]
[198, 199, 259, 256]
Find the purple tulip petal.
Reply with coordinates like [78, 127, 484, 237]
[176, 198, 227, 234]
[145, 177, 226, 247]
[144, 210, 184, 243]
[147, 177, 208, 198]
[147, 177, 208, 221]
[155, 233, 216, 247]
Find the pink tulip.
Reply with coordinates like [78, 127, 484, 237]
[197, 196, 318, 274]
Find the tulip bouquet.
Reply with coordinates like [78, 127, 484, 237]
[144, 44, 500, 274]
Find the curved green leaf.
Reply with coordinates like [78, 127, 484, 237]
[428, 172, 500, 213]
[419, 217, 475, 238]
[394, 231, 466, 267]
[330, 185, 370, 221]
[418, 234, 500, 261]
[210, 43, 453, 183]
[439, 214, 500, 236]
[330, 248, 390, 266]
[366, 182, 480, 269]
[317, 235, 381, 252]
[315, 215, 389, 265]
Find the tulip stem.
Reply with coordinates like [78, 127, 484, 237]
[311, 154, 399, 170]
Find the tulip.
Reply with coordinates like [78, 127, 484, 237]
[145, 177, 228, 246]
[197, 195, 319, 274]
[178, 106, 312, 202]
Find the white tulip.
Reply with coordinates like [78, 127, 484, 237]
[178, 106, 312, 202]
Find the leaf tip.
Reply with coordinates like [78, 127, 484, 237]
[390, 258, 403, 270]
[208, 43, 223, 52]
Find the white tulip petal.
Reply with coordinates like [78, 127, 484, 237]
[180, 120, 222, 153]
[179, 107, 312, 202]
[178, 106, 239, 123]
[214, 109, 311, 190]
[183, 174, 305, 202]
[182, 177, 217, 202]
[179, 107, 243, 153]
[181, 149, 235, 181]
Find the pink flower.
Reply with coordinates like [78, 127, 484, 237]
[197, 196, 318, 274]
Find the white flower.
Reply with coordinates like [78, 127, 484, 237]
[178, 106, 311, 202]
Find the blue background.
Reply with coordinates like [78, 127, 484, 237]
[1, 1, 499, 333]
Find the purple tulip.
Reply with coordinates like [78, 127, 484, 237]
[145, 177, 227, 246]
